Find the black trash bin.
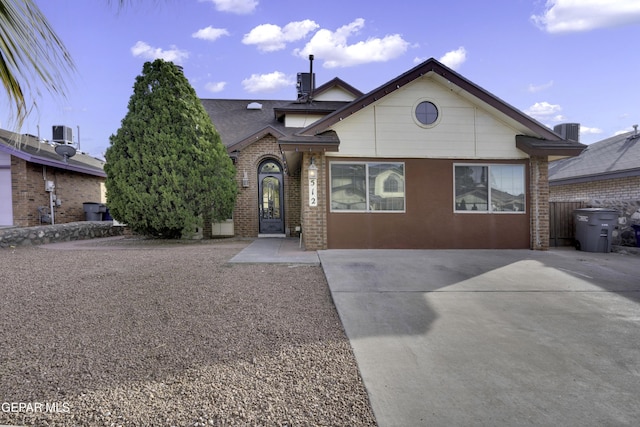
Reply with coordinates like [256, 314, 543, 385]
[574, 208, 618, 252]
[83, 202, 107, 221]
[631, 224, 640, 248]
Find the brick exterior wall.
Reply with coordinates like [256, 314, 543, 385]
[550, 176, 640, 201]
[550, 175, 640, 248]
[300, 152, 327, 250]
[231, 135, 300, 237]
[530, 156, 549, 250]
[11, 157, 104, 227]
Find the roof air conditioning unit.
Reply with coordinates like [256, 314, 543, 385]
[296, 72, 315, 99]
[554, 123, 580, 142]
[52, 125, 73, 144]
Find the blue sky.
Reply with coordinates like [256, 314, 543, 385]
[5, 0, 640, 158]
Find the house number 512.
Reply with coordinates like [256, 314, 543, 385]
[309, 178, 317, 207]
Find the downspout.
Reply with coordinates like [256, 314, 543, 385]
[43, 165, 55, 224]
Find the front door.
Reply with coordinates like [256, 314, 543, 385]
[258, 160, 285, 234]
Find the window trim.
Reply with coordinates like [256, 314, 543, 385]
[330, 161, 406, 213]
[453, 163, 526, 214]
[413, 98, 441, 129]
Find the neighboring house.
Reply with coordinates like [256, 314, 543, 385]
[0, 129, 106, 227]
[550, 128, 640, 200]
[203, 58, 585, 250]
[549, 128, 640, 246]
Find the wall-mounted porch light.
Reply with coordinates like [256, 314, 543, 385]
[308, 157, 318, 179]
[242, 170, 249, 188]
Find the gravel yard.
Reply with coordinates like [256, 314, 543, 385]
[0, 239, 376, 426]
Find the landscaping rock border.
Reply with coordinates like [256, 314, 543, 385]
[0, 221, 126, 248]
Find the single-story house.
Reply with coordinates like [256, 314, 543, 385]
[202, 58, 585, 250]
[550, 128, 640, 201]
[0, 128, 106, 227]
[549, 128, 640, 246]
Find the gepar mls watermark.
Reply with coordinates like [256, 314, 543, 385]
[1, 401, 70, 414]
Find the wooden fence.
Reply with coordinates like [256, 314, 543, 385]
[549, 201, 586, 247]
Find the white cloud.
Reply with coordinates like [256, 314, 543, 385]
[241, 71, 295, 93]
[525, 101, 563, 120]
[439, 47, 467, 70]
[243, 20, 319, 52]
[203, 0, 258, 14]
[205, 81, 227, 93]
[532, 0, 640, 33]
[295, 18, 409, 68]
[192, 26, 230, 42]
[528, 80, 554, 93]
[581, 126, 603, 135]
[131, 41, 189, 63]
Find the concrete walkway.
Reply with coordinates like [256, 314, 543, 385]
[228, 237, 320, 265]
[318, 248, 640, 427]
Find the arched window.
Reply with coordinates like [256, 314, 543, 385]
[384, 175, 399, 192]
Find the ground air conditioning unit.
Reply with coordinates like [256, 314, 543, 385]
[52, 125, 73, 144]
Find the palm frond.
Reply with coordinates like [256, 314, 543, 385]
[0, 0, 75, 129]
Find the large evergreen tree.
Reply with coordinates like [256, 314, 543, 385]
[104, 59, 236, 238]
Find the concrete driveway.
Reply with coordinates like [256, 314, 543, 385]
[318, 248, 640, 427]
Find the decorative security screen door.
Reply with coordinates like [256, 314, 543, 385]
[258, 160, 285, 234]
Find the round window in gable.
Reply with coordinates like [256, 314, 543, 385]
[415, 101, 439, 127]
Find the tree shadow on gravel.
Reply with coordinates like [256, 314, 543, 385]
[0, 241, 376, 426]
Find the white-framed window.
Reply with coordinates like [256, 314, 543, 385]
[330, 162, 405, 212]
[413, 98, 441, 128]
[454, 164, 525, 213]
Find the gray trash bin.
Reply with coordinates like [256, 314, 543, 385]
[83, 202, 106, 221]
[574, 208, 618, 252]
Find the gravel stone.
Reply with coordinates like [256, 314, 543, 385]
[0, 239, 376, 426]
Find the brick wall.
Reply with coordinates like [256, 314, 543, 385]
[300, 152, 327, 250]
[232, 135, 300, 237]
[550, 175, 640, 247]
[11, 157, 104, 227]
[530, 156, 549, 250]
[550, 176, 640, 201]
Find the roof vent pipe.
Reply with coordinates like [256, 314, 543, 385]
[308, 54, 314, 103]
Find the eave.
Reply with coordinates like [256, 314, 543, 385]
[226, 125, 287, 154]
[0, 144, 106, 177]
[274, 107, 339, 122]
[299, 58, 563, 141]
[313, 77, 364, 99]
[278, 130, 340, 153]
[278, 131, 340, 175]
[549, 168, 640, 186]
[515, 135, 586, 158]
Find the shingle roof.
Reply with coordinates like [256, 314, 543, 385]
[549, 130, 640, 184]
[200, 99, 293, 148]
[200, 98, 351, 153]
[0, 129, 106, 177]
